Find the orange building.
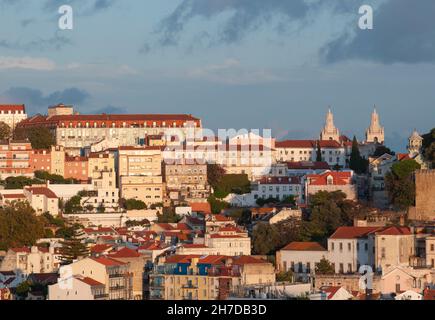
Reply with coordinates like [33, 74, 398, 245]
[31, 149, 52, 172]
[0, 140, 33, 179]
[64, 156, 89, 182]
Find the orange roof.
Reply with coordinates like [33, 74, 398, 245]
[424, 288, 435, 300]
[190, 202, 212, 214]
[26, 187, 58, 198]
[306, 171, 353, 186]
[77, 277, 104, 287]
[330, 227, 380, 239]
[282, 242, 326, 251]
[10, 247, 31, 253]
[321, 286, 342, 300]
[397, 153, 411, 161]
[374, 226, 411, 236]
[92, 256, 127, 267]
[90, 244, 113, 254]
[232, 256, 268, 265]
[2, 194, 26, 199]
[0, 104, 25, 112]
[109, 247, 140, 258]
[276, 140, 343, 149]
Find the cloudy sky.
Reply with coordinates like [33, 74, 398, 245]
[0, 0, 434, 151]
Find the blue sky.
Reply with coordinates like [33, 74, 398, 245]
[0, 0, 434, 151]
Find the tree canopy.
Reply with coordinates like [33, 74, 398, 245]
[0, 121, 11, 140]
[386, 159, 421, 210]
[59, 228, 89, 265]
[14, 126, 55, 149]
[213, 174, 251, 198]
[0, 202, 46, 251]
[349, 136, 368, 174]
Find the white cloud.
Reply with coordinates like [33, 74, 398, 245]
[0, 56, 56, 71]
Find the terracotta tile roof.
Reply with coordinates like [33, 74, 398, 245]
[281, 242, 326, 251]
[25, 187, 58, 198]
[209, 234, 244, 239]
[286, 161, 330, 170]
[232, 256, 268, 265]
[0, 104, 25, 112]
[1, 194, 26, 199]
[182, 244, 208, 249]
[373, 226, 412, 236]
[424, 288, 435, 300]
[321, 286, 342, 300]
[10, 247, 31, 253]
[76, 277, 104, 287]
[90, 244, 114, 254]
[306, 171, 353, 186]
[109, 247, 140, 258]
[329, 227, 380, 239]
[198, 255, 228, 265]
[397, 153, 411, 161]
[165, 255, 202, 264]
[190, 202, 212, 215]
[92, 256, 127, 267]
[251, 207, 276, 214]
[276, 140, 343, 149]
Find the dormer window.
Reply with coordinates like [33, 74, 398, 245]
[327, 175, 334, 185]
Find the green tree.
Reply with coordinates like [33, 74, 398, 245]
[349, 136, 368, 174]
[0, 121, 11, 140]
[14, 126, 55, 149]
[207, 163, 226, 188]
[15, 281, 31, 299]
[59, 229, 89, 265]
[315, 258, 335, 274]
[157, 207, 181, 223]
[64, 195, 83, 214]
[4, 176, 37, 189]
[385, 159, 421, 210]
[276, 270, 294, 282]
[213, 174, 251, 198]
[121, 198, 147, 210]
[372, 145, 395, 157]
[316, 142, 322, 162]
[207, 195, 229, 214]
[252, 223, 280, 255]
[0, 202, 45, 250]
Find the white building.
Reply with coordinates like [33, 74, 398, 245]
[0, 105, 27, 129]
[48, 276, 107, 300]
[251, 176, 303, 203]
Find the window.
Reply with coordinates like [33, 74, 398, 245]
[339, 243, 343, 252]
[348, 243, 351, 251]
[339, 263, 344, 273]
[331, 242, 335, 251]
[347, 264, 352, 273]
[431, 244, 435, 252]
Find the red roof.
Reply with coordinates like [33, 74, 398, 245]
[306, 171, 353, 186]
[282, 242, 326, 251]
[2, 194, 26, 199]
[397, 153, 411, 161]
[287, 161, 330, 170]
[232, 256, 268, 265]
[198, 255, 228, 265]
[25, 187, 58, 198]
[10, 247, 31, 253]
[92, 256, 127, 267]
[424, 288, 435, 300]
[90, 244, 113, 254]
[321, 286, 342, 300]
[77, 277, 104, 287]
[190, 202, 212, 214]
[0, 104, 25, 112]
[374, 226, 411, 236]
[257, 176, 300, 185]
[329, 227, 380, 239]
[182, 244, 208, 249]
[109, 247, 140, 258]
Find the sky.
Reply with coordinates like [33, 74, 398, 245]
[0, 0, 434, 152]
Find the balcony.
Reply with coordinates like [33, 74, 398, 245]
[109, 285, 126, 291]
[182, 283, 198, 289]
[94, 293, 109, 299]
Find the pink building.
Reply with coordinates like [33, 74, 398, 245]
[305, 170, 357, 202]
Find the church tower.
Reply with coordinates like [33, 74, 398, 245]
[408, 129, 423, 157]
[365, 106, 385, 144]
[320, 107, 340, 141]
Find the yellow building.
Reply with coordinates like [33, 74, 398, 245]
[120, 175, 163, 207]
[50, 146, 65, 176]
[118, 146, 162, 177]
[88, 152, 116, 180]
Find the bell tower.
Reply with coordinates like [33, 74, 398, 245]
[320, 107, 340, 141]
[366, 106, 385, 144]
[408, 129, 423, 157]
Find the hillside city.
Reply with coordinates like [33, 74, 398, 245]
[0, 103, 434, 301]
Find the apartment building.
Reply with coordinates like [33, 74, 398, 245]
[64, 156, 88, 181]
[0, 246, 61, 275]
[164, 160, 210, 201]
[251, 176, 302, 203]
[61, 256, 133, 300]
[23, 187, 59, 216]
[305, 170, 357, 202]
[0, 105, 27, 129]
[149, 255, 275, 300]
[48, 276, 107, 300]
[0, 140, 33, 179]
[17, 112, 201, 155]
[276, 242, 328, 281]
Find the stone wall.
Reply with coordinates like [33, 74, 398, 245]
[410, 170, 435, 221]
